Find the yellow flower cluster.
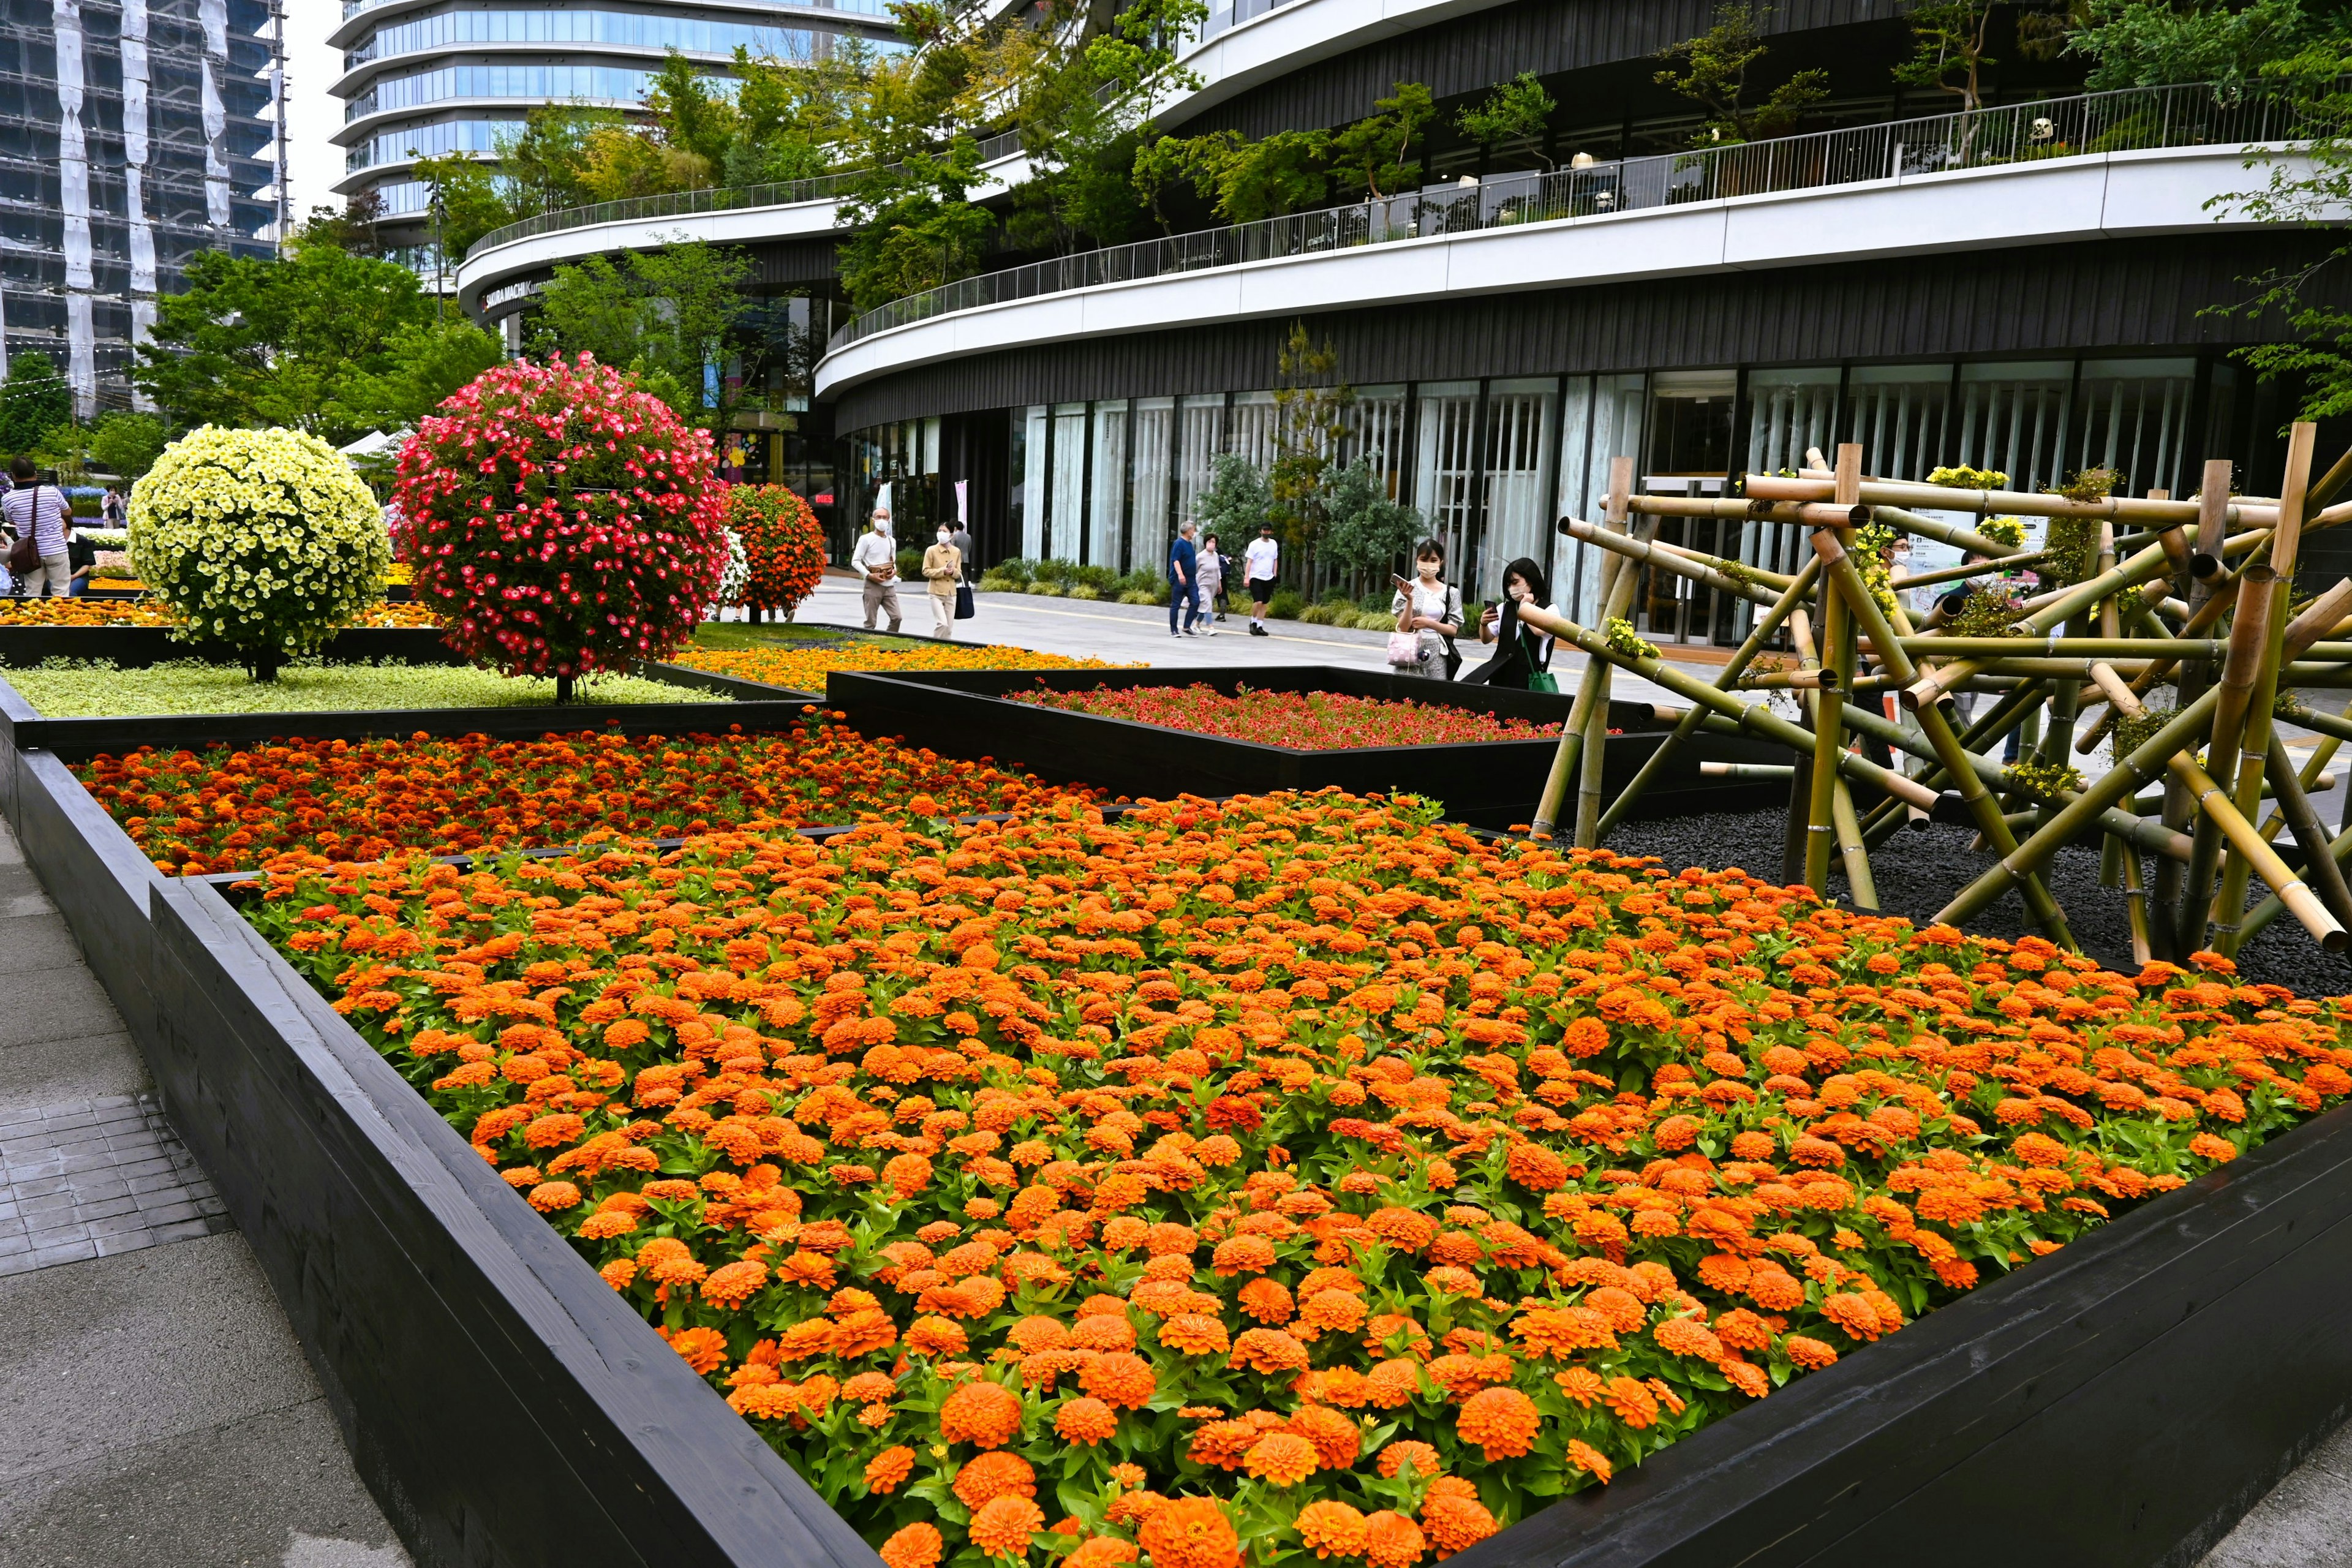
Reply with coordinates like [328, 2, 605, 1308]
[128, 425, 391, 657]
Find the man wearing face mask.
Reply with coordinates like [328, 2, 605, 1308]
[853, 508, 902, 633]
[922, 524, 963, 639]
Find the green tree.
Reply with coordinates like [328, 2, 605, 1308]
[332, 317, 505, 431]
[2210, 50, 2352, 419]
[836, 138, 994, 315]
[1654, 2, 1830, 145]
[411, 151, 517, 263]
[87, 410, 169, 481]
[2067, 0, 2346, 88]
[31, 421, 94, 485]
[533, 239, 760, 431]
[1194, 453, 1272, 538]
[1267, 322, 1354, 582]
[1894, 0, 2002, 111]
[130, 241, 436, 443]
[1321, 458, 1424, 578]
[1456, 73, 1559, 170]
[295, 192, 386, 256]
[1329, 82, 1435, 199]
[0, 353, 71, 455]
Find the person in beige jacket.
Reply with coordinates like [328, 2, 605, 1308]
[922, 526, 963, 638]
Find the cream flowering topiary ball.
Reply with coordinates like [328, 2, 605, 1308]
[128, 425, 390, 677]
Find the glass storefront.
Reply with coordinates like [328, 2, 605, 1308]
[851, 351, 2214, 643]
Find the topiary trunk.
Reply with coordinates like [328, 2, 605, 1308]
[246, 650, 282, 683]
[556, 671, 575, 703]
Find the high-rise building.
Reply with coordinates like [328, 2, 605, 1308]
[327, 0, 903, 260]
[0, 0, 284, 415]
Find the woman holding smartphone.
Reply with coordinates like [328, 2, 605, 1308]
[1388, 538, 1461, 679]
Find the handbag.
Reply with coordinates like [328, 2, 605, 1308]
[1528, 670, 1559, 694]
[6, 533, 34, 576]
[1439, 587, 1463, 679]
[954, 582, 975, 620]
[1386, 630, 1425, 668]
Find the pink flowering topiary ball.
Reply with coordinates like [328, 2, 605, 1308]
[390, 353, 728, 695]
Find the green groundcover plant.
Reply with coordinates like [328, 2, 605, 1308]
[5, 659, 707, 717]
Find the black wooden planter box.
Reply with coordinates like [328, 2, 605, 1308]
[827, 665, 1790, 826]
[5, 682, 2352, 1566]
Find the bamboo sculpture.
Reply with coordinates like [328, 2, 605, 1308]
[1518, 431, 2352, 960]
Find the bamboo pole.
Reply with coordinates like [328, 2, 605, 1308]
[1803, 447, 1861, 894]
[1532, 458, 1635, 836]
[1558, 516, 1783, 609]
[1746, 473, 2283, 529]
[2174, 566, 2281, 956]
[1594, 556, 1822, 839]
[2214, 422, 2318, 954]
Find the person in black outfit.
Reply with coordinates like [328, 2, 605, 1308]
[1463, 557, 1556, 688]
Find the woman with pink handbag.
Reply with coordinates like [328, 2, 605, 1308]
[1387, 539, 1461, 679]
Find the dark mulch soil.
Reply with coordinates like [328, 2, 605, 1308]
[1607, 807, 2352, 995]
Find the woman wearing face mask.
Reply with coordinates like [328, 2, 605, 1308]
[922, 524, 963, 639]
[1463, 557, 1556, 689]
[1387, 538, 1462, 679]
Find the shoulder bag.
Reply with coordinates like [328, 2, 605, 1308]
[1439, 586, 1463, 680]
[954, 581, 976, 619]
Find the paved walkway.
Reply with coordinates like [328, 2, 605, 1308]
[0, 817, 406, 1568]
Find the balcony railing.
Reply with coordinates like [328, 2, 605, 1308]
[465, 127, 1026, 255]
[829, 78, 2323, 351]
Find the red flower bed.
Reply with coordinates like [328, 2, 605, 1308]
[83, 718, 1088, 873]
[242, 791, 2352, 1568]
[1006, 684, 1560, 748]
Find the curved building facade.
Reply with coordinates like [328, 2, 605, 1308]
[455, 0, 2351, 638]
[327, 0, 902, 249]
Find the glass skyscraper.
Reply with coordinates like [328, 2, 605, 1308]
[0, 1, 283, 415]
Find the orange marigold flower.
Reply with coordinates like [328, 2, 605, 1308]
[1139, 1498, 1242, 1568]
[1555, 1366, 1604, 1407]
[968, 1494, 1045, 1558]
[668, 1325, 729, 1374]
[1296, 1500, 1370, 1559]
[940, 1379, 1026, 1448]
[1068, 1539, 1140, 1568]
[1229, 1327, 1310, 1374]
[1362, 1510, 1427, 1568]
[1785, 1334, 1840, 1370]
[1456, 1386, 1539, 1460]
[865, 1446, 915, 1494]
[1566, 1440, 1613, 1484]
[1817, 1292, 1885, 1343]
[527, 1180, 582, 1212]
[1080, 1350, 1160, 1409]
[1287, 1404, 1362, 1469]
[953, 1450, 1038, 1509]
[1420, 1494, 1499, 1556]
[1055, 1396, 1120, 1445]
[1237, 1276, 1295, 1324]
[1243, 1431, 1319, 1486]
[703, 1259, 770, 1310]
[1601, 1376, 1660, 1428]
[881, 1523, 944, 1568]
[906, 1316, 970, 1357]
[1160, 1314, 1231, 1355]
[1376, 1440, 1442, 1480]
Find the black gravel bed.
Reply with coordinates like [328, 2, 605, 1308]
[1605, 806, 2352, 995]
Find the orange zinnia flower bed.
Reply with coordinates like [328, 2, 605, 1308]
[244, 794, 2352, 1567]
[83, 718, 1085, 874]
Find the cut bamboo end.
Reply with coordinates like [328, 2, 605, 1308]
[2282, 883, 2349, 950]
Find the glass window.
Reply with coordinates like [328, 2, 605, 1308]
[1051, 403, 1087, 564]
[1131, 397, 1175, 578]
[1480, 377, 1558, 601]
[1558, 373, 1644, 622]
[1844, 363, 1953, 484]
[1177, 394, 1224, 527]
[2075, 358, 2196, 497]
[1018, 405, 1047, 559]
[1347, 384, 1408, 496]
[1743, 366, 1839, 581]
[1226, 390, 1278, 472]
[1414, 381, 1480, 575]
[1638, 371, 1738, 646]
[1089, 401, 1128, 569]
[1953, 360, 2074, 492]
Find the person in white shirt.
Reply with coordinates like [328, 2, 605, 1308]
[851, 508, 902, 633]
[1243, 523, 1280, 636]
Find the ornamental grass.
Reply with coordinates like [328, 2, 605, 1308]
[243, 791, 2352, 1568]
[1006, 685, 1559, 748]
[670, 643, 1134, 690]
[86, 718, 1092, 874]
[9, 658, 696, 718]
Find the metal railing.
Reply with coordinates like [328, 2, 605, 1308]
[466, 127, 1026, 255]
[830, 78, 2322, 350]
